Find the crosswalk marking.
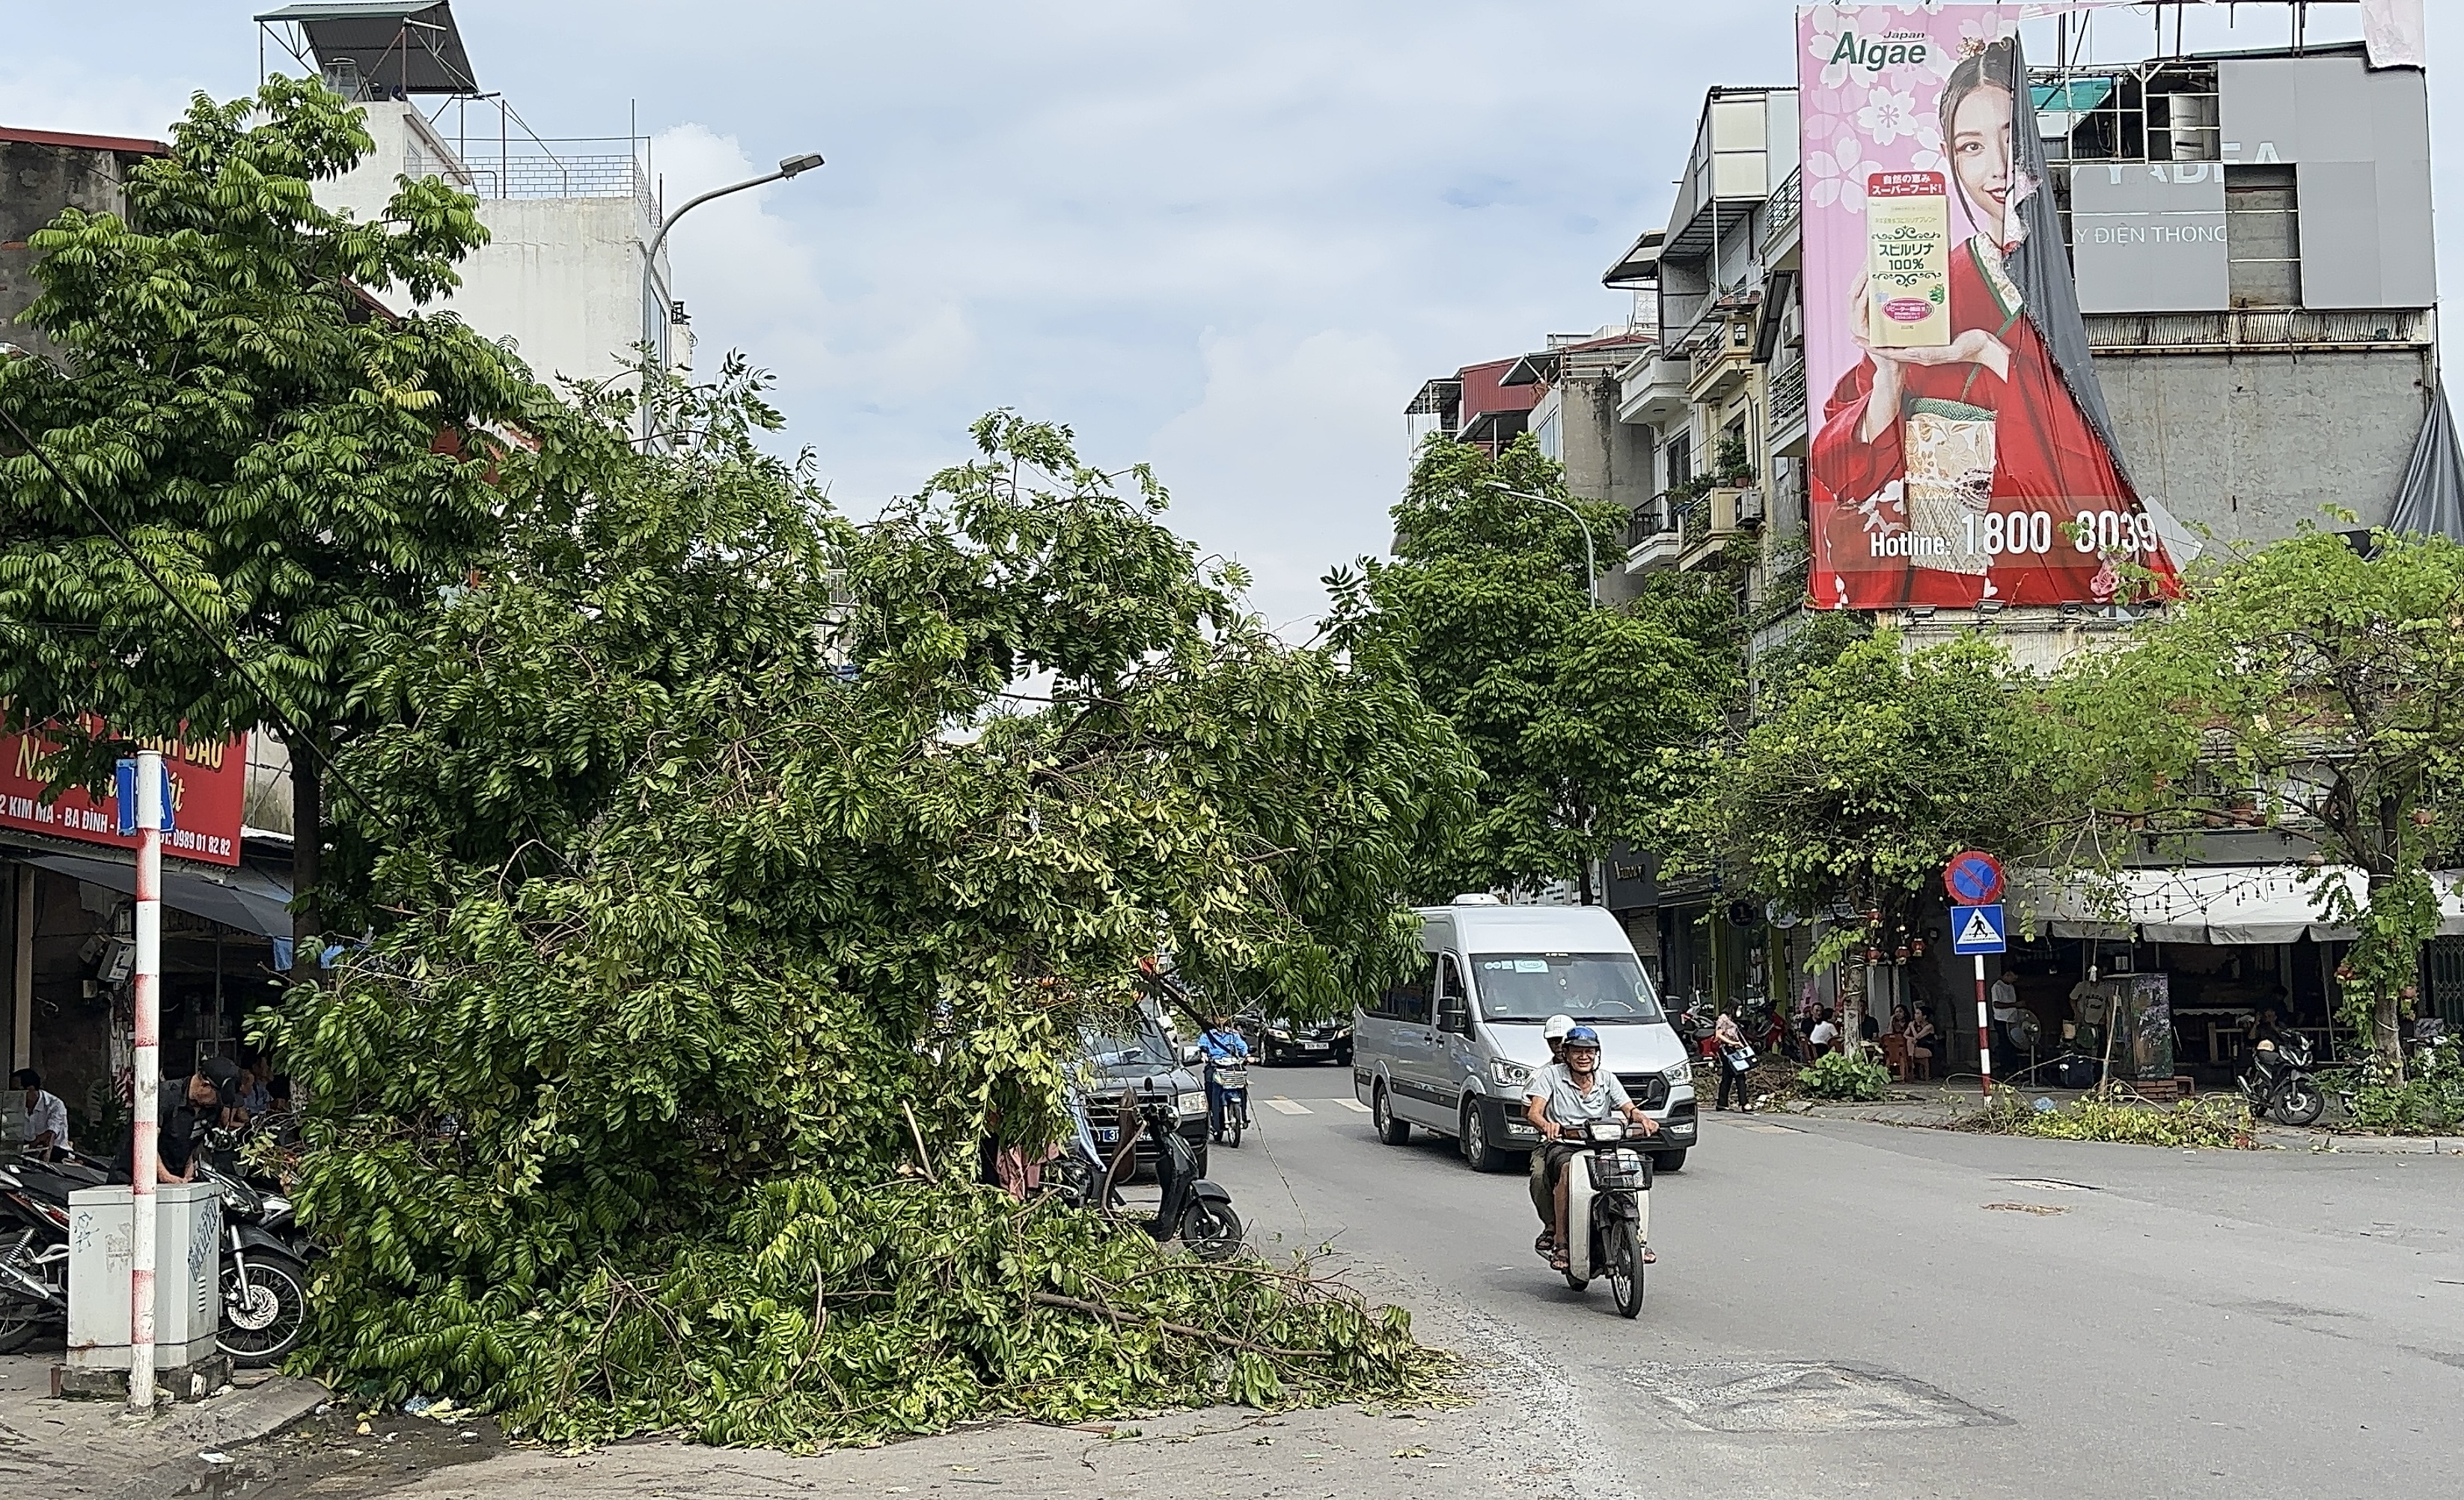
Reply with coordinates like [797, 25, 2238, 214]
[1265, 1098, 1312, 1115]
[1333, 1098, 1372, 1114]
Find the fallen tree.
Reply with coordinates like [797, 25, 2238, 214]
[263, 380, 1476, 1445]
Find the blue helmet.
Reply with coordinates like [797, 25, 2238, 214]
[1563, 1025, 1602, 1048]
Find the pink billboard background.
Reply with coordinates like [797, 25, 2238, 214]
[1797, 4, 2181, 610]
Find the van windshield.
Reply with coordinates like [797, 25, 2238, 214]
[1470, 953, 1663, 1023]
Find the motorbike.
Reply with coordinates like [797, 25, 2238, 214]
[1541, 1118, 1653, 1319]
[2240, 1029, 2326, 1126]
[0, 1158, 74, 1354]
[1206, 1058, 1253, 1147]
[195, 1154, 313, 1368]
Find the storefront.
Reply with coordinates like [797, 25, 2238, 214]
[2, 730, 286, 1156]
[1991, 865, 2464, 1088]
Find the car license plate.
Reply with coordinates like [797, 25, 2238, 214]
[1095, 1127, 1119, 1144]
[1300, 1040, 1328, 1050]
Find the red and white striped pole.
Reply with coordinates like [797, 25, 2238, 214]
[1974, 954, 1993, 1098]
[128, 750, 165, 1415]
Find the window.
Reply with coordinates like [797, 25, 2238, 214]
[1663, 432, 1693, 490]
[1435, 955, 1466, 1022]
[2226, 165, 2300, 308]
[1534, 407, 1562, 462]
[1470, 953, 1664, 1023]
[1381, 961, 1431, 1024]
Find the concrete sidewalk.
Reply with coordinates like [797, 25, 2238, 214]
[1770, 1079, 2464, 1153]
[0, 1345, 330, 1497]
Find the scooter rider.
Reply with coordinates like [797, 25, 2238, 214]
[1525, 1025, 1659, 1272]
[1526, 1014, 1578, 1251]
[1196, 1015, 1251, 1139]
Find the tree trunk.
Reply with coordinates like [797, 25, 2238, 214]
[2374, 991, 2406, 1079]
[1577, 859, 1595, 906]
[289, 738, 321, 989]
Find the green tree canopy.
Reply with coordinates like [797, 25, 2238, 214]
[1681, 630, 2060, 968]
[1327, 434, 1737, 900]
[2058, 525, 2464, 1072]
[0, 77, 581, 966]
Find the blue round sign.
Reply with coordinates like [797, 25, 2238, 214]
[1944, 850, 2004, 906]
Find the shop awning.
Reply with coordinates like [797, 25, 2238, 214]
[2014, 865, 2464, 945]
[14, 850, 293, 941]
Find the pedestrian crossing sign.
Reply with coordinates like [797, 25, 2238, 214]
[1951, 903, 2007, 955]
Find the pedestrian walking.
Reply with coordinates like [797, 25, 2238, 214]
[1713, 1010, 1757, 1112]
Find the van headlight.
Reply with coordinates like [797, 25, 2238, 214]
[1489, 1058, 1531, 1088]
[1176, 1091, 1207, 1118]
[1662, 1061, 1694, 1087]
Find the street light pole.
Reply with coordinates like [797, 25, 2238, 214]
[1485, 484, 1601, 607]
[638, 150, 825, 439]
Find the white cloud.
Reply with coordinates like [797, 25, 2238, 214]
[1147, 327, 1419, 635]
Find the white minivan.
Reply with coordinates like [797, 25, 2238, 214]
[1353, 897, 1698, 1171]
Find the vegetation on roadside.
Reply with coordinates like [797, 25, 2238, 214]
[1966, 1087, 2257, 1149]
[2330, 1042, 2464, 1135]
[1795, 1050, 1892, 1103]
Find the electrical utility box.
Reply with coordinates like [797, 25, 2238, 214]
[65, 1183, 221, 1374]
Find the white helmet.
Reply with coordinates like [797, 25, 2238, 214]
[1544, 1014, 1577, 1042]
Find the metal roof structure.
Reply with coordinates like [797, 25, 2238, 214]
[255, 1, 479, 96]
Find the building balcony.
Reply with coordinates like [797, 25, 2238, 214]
[1675, 487, 1755, 570]
[1617, 356, 1690, 427]
[1767, 358, 1809, 445]
[1685, 325, 1755, 402]
[1623, 498, 1683, 572]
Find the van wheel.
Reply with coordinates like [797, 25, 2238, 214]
[1461, 1100, 1509, 1172]
[1374, 1084, 1411, 1145]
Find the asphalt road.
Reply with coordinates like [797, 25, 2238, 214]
[114, 1061, 2464, 1499]
[1205, 1061, 2464, 1500]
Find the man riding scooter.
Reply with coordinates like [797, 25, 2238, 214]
[1526, 1025, 1660, 1272]
[1525, 1015, 1575, 1252]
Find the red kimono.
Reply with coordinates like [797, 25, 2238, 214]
[1810, 237, 2178, 609]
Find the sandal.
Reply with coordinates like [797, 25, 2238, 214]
[1642, 1246, 1657, 1265]
[1548, 1247, 1571, 1272]
[1535, 1231, 1555, 1257]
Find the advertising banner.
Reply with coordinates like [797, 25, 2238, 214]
[0, 724, 248, 867]
[1797, 5, 2184, 609]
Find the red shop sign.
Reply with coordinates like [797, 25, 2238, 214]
[0, 722, 249, 867]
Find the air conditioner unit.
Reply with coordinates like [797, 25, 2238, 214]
[1737, 488, 1766, 525]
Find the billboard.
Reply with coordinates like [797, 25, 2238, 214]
[1797, 6, 2185, 609]
[0, 724, 249, 867]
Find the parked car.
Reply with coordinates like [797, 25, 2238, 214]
[1351, 896, 1697, 1172]
[1257, 1015, 1352, 1067]
[1078, 1001, 1213, 1180]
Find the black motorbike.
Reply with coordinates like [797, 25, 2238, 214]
[0, 1157, 74, 1354]
[196, 1154, 313, 1368]
[2240, 1029, 2326, 1126]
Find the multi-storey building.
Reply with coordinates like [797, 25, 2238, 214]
[1598, 25, 2463, 1055]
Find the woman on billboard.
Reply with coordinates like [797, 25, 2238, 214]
[1810, 37, 2178, 609]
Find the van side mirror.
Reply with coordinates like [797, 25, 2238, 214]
[1437, 999, 1470, 1035]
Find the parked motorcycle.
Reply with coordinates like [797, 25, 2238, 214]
[1541, 1118, 1653, 1318]
[196, 1156, 312, 1368]
[2240, 1029, 2326, 1126]
[0, 1159, 73, 1353]
[1207, 1059, 1253, 1147]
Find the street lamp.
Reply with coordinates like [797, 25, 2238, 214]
[638, 150, 826, 437]
[1484, 481, 1601, 607]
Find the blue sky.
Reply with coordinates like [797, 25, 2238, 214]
[4, 2, 2453, 629]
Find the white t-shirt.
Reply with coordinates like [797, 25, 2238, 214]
[1990, 979, 2020, 1022]
[1809, 1019, 1840, 1047]
[21, 1089, 70, 1153]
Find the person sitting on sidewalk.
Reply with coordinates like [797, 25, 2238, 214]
[1809, 1007, 1841, 1055]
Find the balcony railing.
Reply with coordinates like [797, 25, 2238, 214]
[406, 135, 660, 220]
[1769, 359, 1808, 430]
[1767, 168, 1802, 238]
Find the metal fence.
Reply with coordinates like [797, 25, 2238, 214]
[406, 137, 658, 219]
